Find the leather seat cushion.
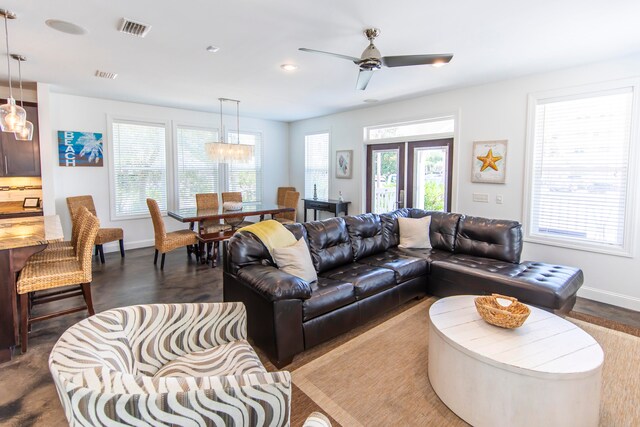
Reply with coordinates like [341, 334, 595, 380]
[430, 255, 584, 310]
[389, 247, 453, 264]
[303, 277, 356, 321]
[357, 252, 427, 283]
[321, 263, 396, 300]
[153, 339, 266, 378]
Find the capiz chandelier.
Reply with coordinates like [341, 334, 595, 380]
[204, 98, 253, 163]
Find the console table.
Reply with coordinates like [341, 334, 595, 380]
[303, 198, 350, 221]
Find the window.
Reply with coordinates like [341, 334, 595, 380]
[110, 119, 168, 219]
[525, 82, 637, 255]
[305, 132, 329, 199]
[365, 117, 454, 142]
[227, 130, 262, 203]
[175, 125, 219, 209]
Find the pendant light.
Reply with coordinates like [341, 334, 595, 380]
[12, 54, 33, 141]
[0, 10, 26, 133]
[204, 98, 253, 163]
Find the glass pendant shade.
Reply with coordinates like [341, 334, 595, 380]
[14, 119, 33, 140]
[0, 97, 26, 132]
[205, 141, 253, 163]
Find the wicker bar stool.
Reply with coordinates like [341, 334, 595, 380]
[277, 187, 296, 206]
[67, 195, 125, 264]
[274, 191, 300, 224]
[28, 207, 91, 263]
[147, 198, 198, 269]
[221, 192, 253, 228]
[16, 207, 100, 353]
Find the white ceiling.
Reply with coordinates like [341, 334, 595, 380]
[1, 0, 639, 122]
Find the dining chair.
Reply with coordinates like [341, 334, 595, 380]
[221, 192, 254, 227]
[277, 187, 296, 206]
[147, 198, 199, 269]
[274, 191, 300, 224]
[16, 207, 100, 353]
[196, 193, 231, 264]
[66, 195, 125, 264]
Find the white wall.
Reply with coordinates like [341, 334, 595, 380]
[44, 91, 290, 251]
[289, 53, 640, 311]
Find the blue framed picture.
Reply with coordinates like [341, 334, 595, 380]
[58, 131, 104, 167]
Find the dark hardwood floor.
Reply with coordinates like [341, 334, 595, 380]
[0, 246, 637, 426]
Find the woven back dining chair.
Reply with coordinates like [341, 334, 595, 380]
[28, 206, 91, 264]
[277, 187, 296, 206]
[221, 192, 253, 227]
[274, 191, 300, 224]
[146, 198, 198, 269]
[67, 195, 125, 264]
[16, 207, 100, 353]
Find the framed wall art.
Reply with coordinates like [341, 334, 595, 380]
[336, 150, 353, 179]
[471, 140, 507, 184]
[58, 131, 104, 167]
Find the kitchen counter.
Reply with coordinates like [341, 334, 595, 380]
[0, 201, 43, 219]
[0, 215, 63, 250]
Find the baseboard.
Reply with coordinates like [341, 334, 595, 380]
[100, 238, 154, 253]
[577, 286, 640, 312]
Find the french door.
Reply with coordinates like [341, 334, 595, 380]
[366, 143, 405, 214]
[366, 138, 453, 213]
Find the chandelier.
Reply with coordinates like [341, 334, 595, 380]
[204, 98, 253, 163]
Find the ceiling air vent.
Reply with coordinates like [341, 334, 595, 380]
[95, 70, 118, 80]
[118, 18, 151, 38]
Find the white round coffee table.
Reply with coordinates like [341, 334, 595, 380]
[428, 295, 603, 427]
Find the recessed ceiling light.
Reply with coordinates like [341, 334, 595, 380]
[45, 19, 87, 35]
[363, 99, 379, 103]
[280, 64, 298, 72]
[206, 46, 220, 53]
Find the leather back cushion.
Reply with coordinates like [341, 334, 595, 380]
[454, 215, 523, 263]
[380, 208, 410, 249]
[227, 231, 273, 274]
[304, 217, 352, 273]
[410, 209, 461, 252]
[344, 213, 385, 260]
[283, 222, 308, 241]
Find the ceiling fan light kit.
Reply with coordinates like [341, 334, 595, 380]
[0, 9, 27, 133]
[299, 27, 453, 90]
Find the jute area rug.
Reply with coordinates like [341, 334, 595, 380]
[292, 298, 640, 427]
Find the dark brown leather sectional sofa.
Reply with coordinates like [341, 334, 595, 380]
[223, 209, 583, 367]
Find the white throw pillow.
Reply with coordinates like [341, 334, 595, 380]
[271, 238, 318, 283]
[398, 216, 432, 249]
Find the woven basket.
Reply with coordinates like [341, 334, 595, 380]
[474, 294, 531, 329]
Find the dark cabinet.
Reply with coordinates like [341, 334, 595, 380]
[0, 104, 40, 177]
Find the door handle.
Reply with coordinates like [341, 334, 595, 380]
[4, 156, 6, 175]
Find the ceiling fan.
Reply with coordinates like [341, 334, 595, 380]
[299, 28, 453, 90]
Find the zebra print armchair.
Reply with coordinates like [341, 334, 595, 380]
[49, 303, 291, 426]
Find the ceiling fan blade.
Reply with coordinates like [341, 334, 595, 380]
[382, 54, 453, 68]
[299, 48, 360, 63]
[356, 70, 374, 90]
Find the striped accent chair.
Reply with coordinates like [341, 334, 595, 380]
[49, 303, 292, 426]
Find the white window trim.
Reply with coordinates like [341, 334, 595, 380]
[522, 78, 640, 257]
[363, 115, 456, 144]
[106, 115, 172, 221]
[172, 121, 219, 209]
[304, 130, 331, 200]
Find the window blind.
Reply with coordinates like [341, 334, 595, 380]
[111, 120, 168, 218]
[227, 131, 262, 203]
[529, 88, 634, 249]
[176, 126, 219, 209]
[305, 133, 329, 199]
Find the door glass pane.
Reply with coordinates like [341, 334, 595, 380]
[372, 149, 399, 214]
[413, 147, 447, 211]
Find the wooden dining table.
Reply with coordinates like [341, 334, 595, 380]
[167, 203, 294, 226]
[0, 215, 64, 363]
